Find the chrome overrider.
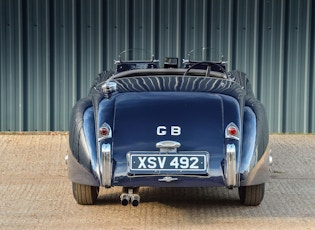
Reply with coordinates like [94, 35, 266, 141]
[100, 143, 112, 187]
[98, 122, 113, 188]
[225, 144, 237, 188]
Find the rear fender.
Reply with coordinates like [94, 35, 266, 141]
[96, 98, 116, 187]
[240, 106, 271, 185]
[68, 98, 99, 186]
[222, 95, 242, 187]
[67, 148, 99, 186]
[83, 107, 98, 177]
[240, 107, 257, 179]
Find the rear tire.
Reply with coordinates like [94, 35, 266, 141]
[238, 183, 265, 206]
[72, 182, 99, 205]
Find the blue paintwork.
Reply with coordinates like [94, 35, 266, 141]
[97, 97, 116, 130]
[83, 107, 98, 177]
[69, 68, 269, 190]
[110, 173, 225, 187]
[96, 91, 242, 187]
[240, 106, 257, 179]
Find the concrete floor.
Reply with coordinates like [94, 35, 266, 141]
[0, 133, 314, 229]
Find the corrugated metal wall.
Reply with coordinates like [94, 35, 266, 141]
[0, 0, 314, 133]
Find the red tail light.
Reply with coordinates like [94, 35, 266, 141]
[228, 126, 238, 136]
[99, 123, 112, 139]
[100, 127, 110, 136]
[225, 123, 240, 140]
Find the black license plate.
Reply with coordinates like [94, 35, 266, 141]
[127, 152, 209, 175]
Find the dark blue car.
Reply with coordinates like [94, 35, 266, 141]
[67, 50, 271, 206]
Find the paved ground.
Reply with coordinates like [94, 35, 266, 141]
[0, 133, 314, 230]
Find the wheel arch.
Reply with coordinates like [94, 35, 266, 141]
[68, 97, 99, 186]
[230, 70, 270, 186]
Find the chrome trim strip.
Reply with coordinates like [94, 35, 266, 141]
[101, 143, 112, 187]
[158, 176, 179, 182]
[126, 174, 211, 179]
[225, 144, 237, 187]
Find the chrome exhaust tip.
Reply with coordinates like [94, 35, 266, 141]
[120, 193, 130, 206]
[120, 194, 130, 206]
[120, 188, 141, 206]
[130, 194, 140, 207]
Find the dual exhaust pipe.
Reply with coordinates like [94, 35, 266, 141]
[120, 187, 140, 207]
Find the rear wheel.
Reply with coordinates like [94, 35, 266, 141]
[72, 182, 99, 205]
[238, 183, 265, 206]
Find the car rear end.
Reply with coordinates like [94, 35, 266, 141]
[69, 69, 270, 206]
[97, 74, 244, 190]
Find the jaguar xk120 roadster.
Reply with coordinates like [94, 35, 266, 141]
[66, 49, 271, 206]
